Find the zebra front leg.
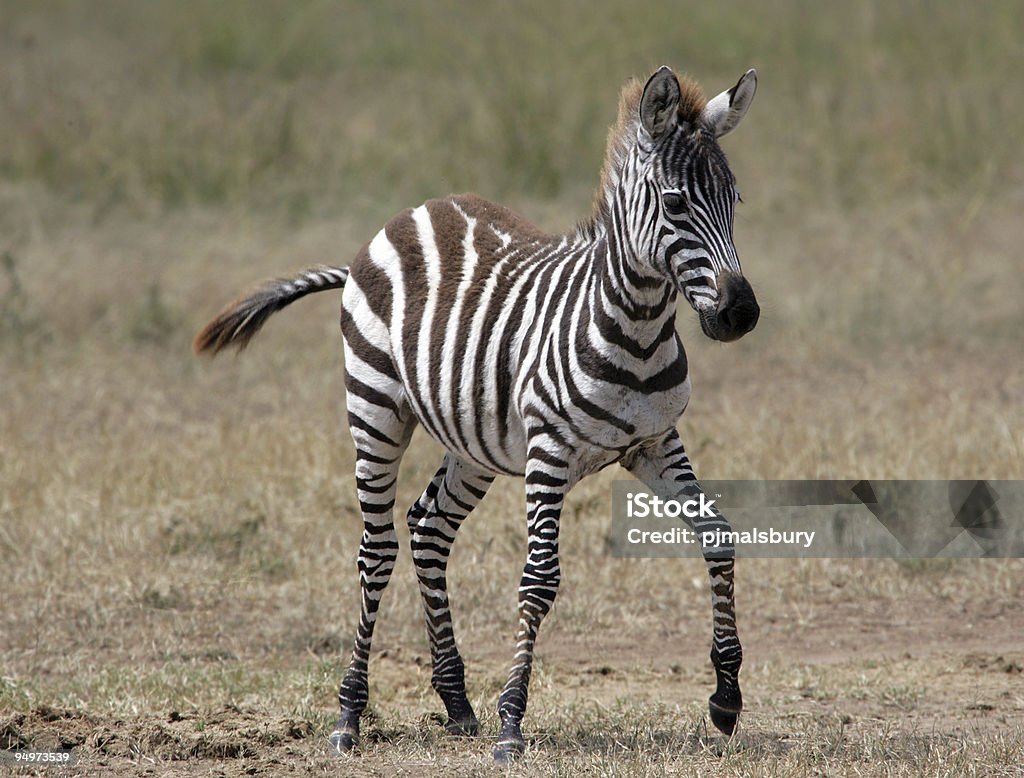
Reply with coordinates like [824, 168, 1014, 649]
[407, 455, 494, 737]
[624, 430, 743, 736]
[494, 449, 569, 762]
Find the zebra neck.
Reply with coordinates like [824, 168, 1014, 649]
[579, 233, 679, 362]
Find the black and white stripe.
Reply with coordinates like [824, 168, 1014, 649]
[195, 65, 759, 761]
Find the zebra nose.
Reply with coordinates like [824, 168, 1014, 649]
[715, 274, 759, 340]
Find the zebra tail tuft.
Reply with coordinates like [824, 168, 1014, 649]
[193, 265, 349, 356]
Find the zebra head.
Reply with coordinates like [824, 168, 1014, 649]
[637, 66, 759, 342]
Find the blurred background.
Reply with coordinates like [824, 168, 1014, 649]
[1, 2, 1022, 772]
[3, 1, 1023, 352]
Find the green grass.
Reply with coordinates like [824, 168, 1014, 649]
[1, 1, 1022, 217]
[3, 1, 1022, 362]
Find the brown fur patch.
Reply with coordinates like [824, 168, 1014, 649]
[675, 74, 708, 125]
[590, 78, 644, 225]
[449, 193, 547, 240]
[585, 69, 707, 235]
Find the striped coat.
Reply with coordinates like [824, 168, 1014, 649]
[344, 194, 693, 480]
[195, 65, 759, 761]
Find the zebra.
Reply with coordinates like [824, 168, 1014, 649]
[194, 64, 759, 761]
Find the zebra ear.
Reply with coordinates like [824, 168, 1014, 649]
[640, 66, 681, 139]
[701, 68, 757, 138]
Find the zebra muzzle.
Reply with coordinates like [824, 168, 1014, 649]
[704, 272, 759, 342]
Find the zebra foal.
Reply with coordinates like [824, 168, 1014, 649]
[195, 65, 759, 761]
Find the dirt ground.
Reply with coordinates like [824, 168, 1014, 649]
[3, 561, 1022, 776]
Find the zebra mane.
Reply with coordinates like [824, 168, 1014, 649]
[580, 69, 707, 239]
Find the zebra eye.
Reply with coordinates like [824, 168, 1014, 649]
[662, 191, 686, 213]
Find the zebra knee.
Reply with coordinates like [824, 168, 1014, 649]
[356, 530, 399, 586]
[405, 486, 437, 531]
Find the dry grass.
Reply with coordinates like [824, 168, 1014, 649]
[2, 2, 1024, 775]
[2, 190, 1022, 775]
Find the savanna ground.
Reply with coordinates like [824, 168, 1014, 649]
[2, 2, 1023, 775]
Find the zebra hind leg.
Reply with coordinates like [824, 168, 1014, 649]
[330, 388, 416, 754]
[494, 445, 569, 762]
[407, 455, 494, 737]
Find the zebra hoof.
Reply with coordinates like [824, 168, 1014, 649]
[328, 726, 359, 754]
[444, 715, 479, 737]
[708, 698, 740, 736]
[493, 725, 526, 763]
[492, 739, 525, 763]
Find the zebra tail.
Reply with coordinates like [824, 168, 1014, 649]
[193, 265, 350, 355]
